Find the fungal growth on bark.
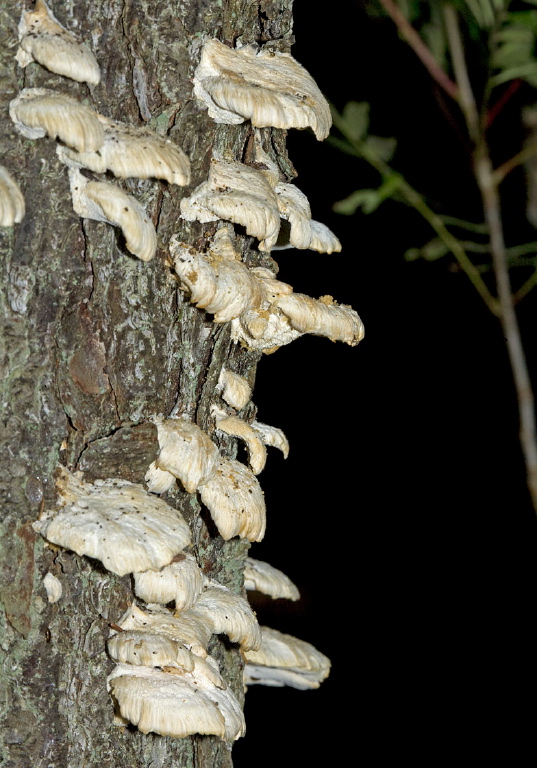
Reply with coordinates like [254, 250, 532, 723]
[180, 157, 281, 251]
[68, 168, 157, 262]
[150, 417, 220, 494]
[107, 660, 246, 741]
[57, 115, 191, 185]
[244, 557, 300, 601]
[9, 88, 104, 151]
[243, 626, 331, 690]
[33, 466, 191, 577]
[187, 583, 262, 651]
[0, 165, 25, 227]
[198, 456, 266, 542]
[212, 406, 268, 475]
[193, 39, 332, 140]
[217, 368, 252, 410]
[250, 421, 290, 459]
[133, 553, 205, 611]
[16, 0, 101, 85]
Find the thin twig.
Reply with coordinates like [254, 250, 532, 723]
[378, 0, 460, 100]
[494, 142, 537, 186]
[444, 3, 537, 512]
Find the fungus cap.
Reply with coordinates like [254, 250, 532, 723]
[274, 182, 341, 254]
[217, 369, 252, 410]
[251, 420, 289, 459]
[133, 553, 205, 611]
[68, 169, 157, 262]
[16, 0, 101, 85]
[244, 626, 331, 690]
[198, 456, 266, 542]
[180, 158, 281, 251]
[117, 603, 212, 657]
[34, 467, 191, 577]
[144, 461, 176, 494]
[189, 584, 261, 651]
[43, 572, 63, 603]
[10, 88, 104, 152]
[153, 417, 220, 494]
[275, 292, 365, 346]
[244, 558, 299, 601]
[107, 629, 195, 670]
[0, 166, 25, 227]
[193, 39, 331, 140]
[58, 115, 190, 185]
[212, 409, 267, 475]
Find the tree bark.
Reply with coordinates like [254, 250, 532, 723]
[0, 1, 295, 766]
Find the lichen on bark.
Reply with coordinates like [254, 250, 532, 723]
[0, 0, 296, 766]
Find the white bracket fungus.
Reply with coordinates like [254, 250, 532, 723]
[244, 558, 299, 601]
[193, 39, 331, 140]
[150, 417, 220, 494]
[0, 166, 25, 227]
[198, 456, 266, 542]
[212, 406, 267, 475]
[274, 182, 341, 254]
[16, 0, 101, 86]
[9, 88, 104, 152]
[187, 583, 261, 651]
[108, 629, 195, 671]
[250, 421, 289, 459]
[43, 571, 63, 603]
[244, 626, 331, 690]
[171, 239, 268, 323]
[116, 603, 212, 658]
[216, 369, 252, 411]
[57, 115, 190, 186]
[107, 660, 245, 741]
[33, 466, 191, 577]
[274, 292, 365, 346]
[133, 553, 205, 612]
[68, 168, 157, 262]
[180, 157, 281, 251]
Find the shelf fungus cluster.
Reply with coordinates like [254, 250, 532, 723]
[171, 233, 364, 352]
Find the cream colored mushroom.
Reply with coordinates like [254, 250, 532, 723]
[180, 157, 281, 251]
[33, 466, 191, 577]
[107, 629, 195, 670]
[198, 456, 266, 542]
[244, 558, 299, 601]
[16, 0, 100, 85]
[193, 39, 331, 140]
[133, 553, 205, 611]
[244, 626, 331, 690]
[212, 406, 267, 475]
[217, 369, 252, 410]
[144, 461, 176, 494]
[274, 292, 365, 346]
[188, 584, 261, 651]
[0, 166, 25, 227]
[43, 572, 63, 603]
[107, 661, 245, 741]
[171, 238, 267, 323]
[116, 603, 212, 658]
[9, 88, 104, 152]
[57, 115, 190, 185]
[274, 182, 341, 254]
[68, 168, 157, 262]
[152, 417, 220, 494]
[251, 421, 289, 459]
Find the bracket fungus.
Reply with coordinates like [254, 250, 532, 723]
[133, 553, 205, 612]
[250, 421, 290, 459]
[193, 39, 331, 140]
[244, 558, 299, 601]
[217, 369, 252, 411]
[108, 629, 195, 671]
[116, 603, 212, 659]
[10, 88, 104, 152]
[57, 115, 190, 186]
[180, 157, 281, 251]
[107, 660, 245, 741]
[33, 466, 191, 577]
[171, 238, 268, 323]
[16, 0, 100, 86]
[198, 456, 266, 542]
[274, 292, 365, 346]
[68, 168, 157, 262]
[0, 166, 25, 227]
[150, 417, 220, 494]
[274, 182, 341, 254]
[212, 406, 267, 475]
[187, 584, 262, 652]
[244, 626, 331, 690]
[43, 571, 63, 603]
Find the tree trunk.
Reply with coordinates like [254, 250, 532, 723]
[0, 1, 298, 766]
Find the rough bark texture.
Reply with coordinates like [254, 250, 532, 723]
[0, 1, 295, 766]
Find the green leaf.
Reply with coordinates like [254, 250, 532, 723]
[365, 135, 397, 162]
[333, 189, 381, 215]
[341, 102, 370, 142]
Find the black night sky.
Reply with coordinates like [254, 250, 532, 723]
[233, 2, 537, 763]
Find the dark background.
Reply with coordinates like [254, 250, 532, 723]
[233, 2, 537, 763]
